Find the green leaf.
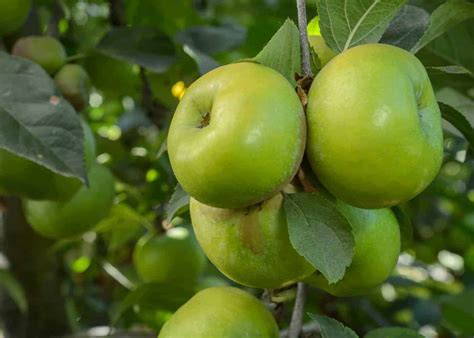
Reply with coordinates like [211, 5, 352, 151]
[426, 19, 474, 73]
[412, 0, 474, 53]
[0, 53, 86, 183]
[307, 16, 321, 36]
[111, 282, 194, 324]
[392, 205, 413, 251]
[253, 19, 301, 85]
[97, 27, 177, 73]
[380, 5, 430, 51]
[441, 290, 474, 335]
[317, 0, 406, 53]
[439, 102, 474, 151]
[175, 24, 247, 55]
[0, 269, 27, 313]
[182, 45, 219, 75]
[365, 327, 423, 338]
[164, 184, 190, 226]
[96, 204, 152, 251]
[427, 65, 471, 75]
[308, 314, 358, 338]
[284, 192, 354, 283]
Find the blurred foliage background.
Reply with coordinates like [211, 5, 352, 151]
[0, 0, 473, 337]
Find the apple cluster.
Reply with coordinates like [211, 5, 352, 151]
[0, 35, 115, 240]
[167, 43, 443, 298]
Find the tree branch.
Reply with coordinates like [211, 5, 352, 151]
[296, 0, 312, 77]
[288, 282, 307, 338]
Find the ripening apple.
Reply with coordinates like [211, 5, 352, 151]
[0, 0, 31, 36]
[54, 64, 91, 111]
[305, 201, 400, 296]
[306, 44, 443, 209]
[158, 287, 279, 338]
[0, 119, 96, 201]
[168, 62, 305, 209]
[12, 36, 67, 74]
[133, 227, 206, 286]
[190, 192, 315, 289]
[23, 163, 115, 239]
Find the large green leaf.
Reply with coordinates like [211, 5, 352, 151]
[284, 192, 354, 283]
[0, 269, 27, 313]
[309, 314, 358, 338]
[412, 0, 474, 53]
[317, 0, 406, 53]
[0, 53, 86, 183]
[365, 327, 423, 338]
[380, 5, 430, 51]
[97, 27, 178, 73]
[253, 19, 301, 85]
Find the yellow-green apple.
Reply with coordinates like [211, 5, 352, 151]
[158, 287, 279, 338]
[0, 0, 31, 35]
[168, 62, 305, 209]
[305, 201, 400, 296]
[133, 227, 206, 285]
[190, 193, 315, 288]
[54, 64, 91, 111]
[306, 44, 443, 209]
[0, 119, 96, 201]
[23, 163, 115, 239]
[12, 36, 66, 74]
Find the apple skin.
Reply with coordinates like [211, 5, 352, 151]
[12, 36, 67, 74]
[54, 64, 91, 111]
[159, 286, 279, 338]
[308, 35, 336, 67]
[190, 193, 315, 289]
[0, 0, 31, 35]
[0, 119, 96, 201]
[168, 62, 305, 209]
[23, 163, 115, 239]
[305, 201, 400, 296]
[133, 227, 207, 285]
[306, 44, 443, 209]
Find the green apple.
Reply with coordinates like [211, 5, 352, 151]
[168, 62, 305, 209]
[0, 119, 96, 201]
[305, 201, 400, 296]
[159, 286, 279, 338]
[308, 35, 336, 67]
[190, 193, 315, 289]
[12, 36, 67, 74]
[133, 227, 206, 285]
[0, 0, 31, 35]
[54, 64, 91, 111]
[23, 163, 115, 239]
[306, 44, 443, 209]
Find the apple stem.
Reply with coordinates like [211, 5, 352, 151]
[288, 282, 307, 338]
[296, 0, 312, 77]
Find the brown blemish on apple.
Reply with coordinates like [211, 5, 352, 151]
[238, 208, 263, 255]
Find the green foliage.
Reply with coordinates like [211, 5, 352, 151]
[0, 269, 27, 313]
[439, 102, 474, 152]
[254, 19, 301, 85]
[317, 0, 406, 52]
[365, 327, 423, 338]
[0, 53, 86, 183]
[412, 0, 474, 53]
[284, 192, 354, 283]
[309, 314, 358, 338]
